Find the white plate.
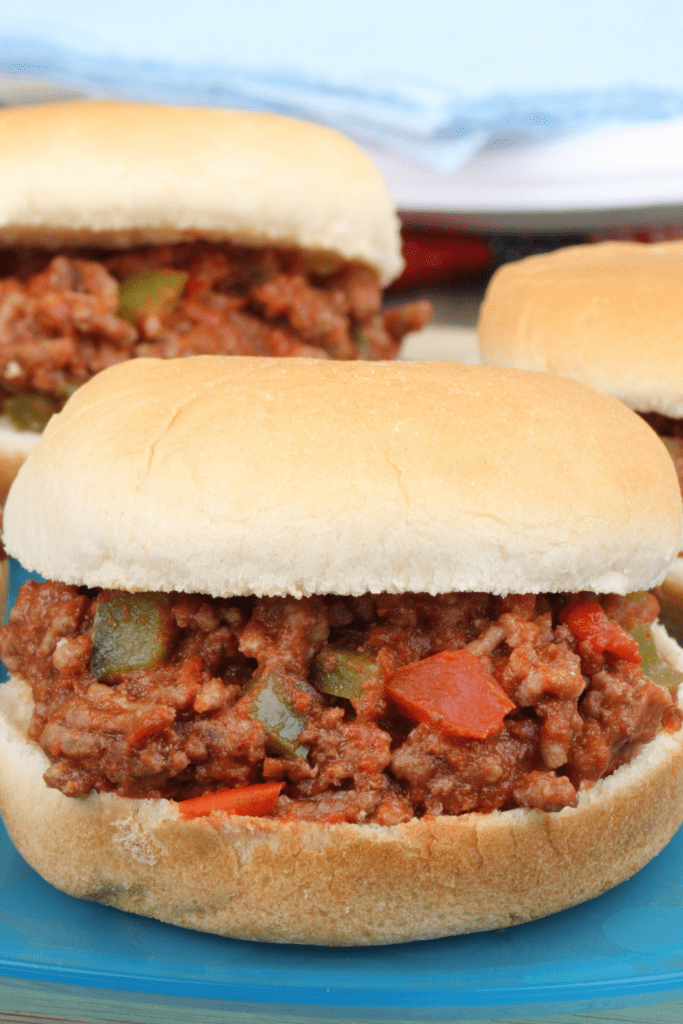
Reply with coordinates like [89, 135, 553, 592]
[400, 325, 479, 362]
[370, 119, 683, 232]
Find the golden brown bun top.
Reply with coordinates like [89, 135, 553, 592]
[4, 356, 681, 598]
[478, 241, 683, 416]
[0, 100, 403, 283]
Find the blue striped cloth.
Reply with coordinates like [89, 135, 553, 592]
[1, 1, 683, 170]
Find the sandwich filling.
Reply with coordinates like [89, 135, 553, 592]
[0, 243, 431, 431]
[1, 582, 680, 825]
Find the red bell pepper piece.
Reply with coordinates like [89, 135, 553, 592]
[385, 649, 515, 740]
[179, 781, 284, 820]
[559, 599, 641, 664]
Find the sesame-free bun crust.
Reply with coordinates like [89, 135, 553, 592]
[0, 100, 403, 283]
[478, 241, 683, 417]
[5, 356, 682, 598]
[1, 664, 683, 945]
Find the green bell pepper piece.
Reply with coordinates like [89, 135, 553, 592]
[313, 649, 380, 699]
[351, 327, 370, 354]
[245, 673, 309, 759]
[117, 269, 188, 323]
[90, 592, 174, 683]
[4, 393, 57, 432]
[629, 624, 683, 692]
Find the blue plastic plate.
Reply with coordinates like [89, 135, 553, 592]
[3, 560, 683, 1020]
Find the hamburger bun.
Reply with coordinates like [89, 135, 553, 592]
[0, 99, 409, 503]
[0, 100, 402, 282]
[1, 663, 683, 945]
[5, 357, 681, 597]
[478, 240, 683, 631]
[2, 356, 683, 945]
[477, 240, 683, 418]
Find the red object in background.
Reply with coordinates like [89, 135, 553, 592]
[589, 225, 683, 244]
[389, 230, 491, 290]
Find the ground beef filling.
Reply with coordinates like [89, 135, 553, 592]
[0, 243, 432, 418]
[1, 584, 678, 826]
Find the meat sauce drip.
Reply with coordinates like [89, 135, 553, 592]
[1, 584, 677, 826]
[0, 243, 432, 417]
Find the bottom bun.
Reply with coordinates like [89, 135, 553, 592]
[0, 420, 39, 505]
[656, 558, 683, 638]
[2, 645, 683, 946]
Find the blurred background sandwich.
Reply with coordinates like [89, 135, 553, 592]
[478, 241, 683, 631]
[0, 99, 432, 501]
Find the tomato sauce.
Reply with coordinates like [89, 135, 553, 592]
[0, 583, 675, 824]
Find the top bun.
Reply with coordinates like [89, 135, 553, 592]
[0, 100, 403, 284]
[4, 356, 681, 598]
[478, 241, 683, 417]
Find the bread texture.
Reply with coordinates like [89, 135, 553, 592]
[1, 659, 682, 945]
[0, 100, 403, 284]
[4, 356, 682, 599]
[478, 241, 683, 417]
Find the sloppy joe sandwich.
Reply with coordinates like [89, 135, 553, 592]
[477, 240, 683, 628]
[1, 356, 683, 945]
[0, 99, 431, 501]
